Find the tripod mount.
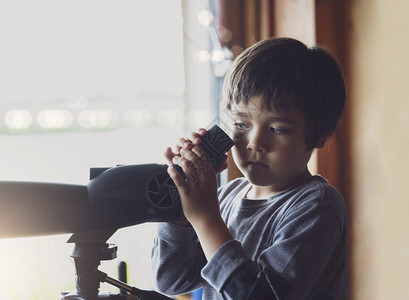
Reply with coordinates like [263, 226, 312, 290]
[61, 230, 172, 300]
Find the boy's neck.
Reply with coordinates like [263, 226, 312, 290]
[245, 169, 313, 199]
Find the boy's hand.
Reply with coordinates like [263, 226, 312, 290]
[164, 128, 228, 175]
[165, 129, 234, 260]
[167, 140, 220, 224]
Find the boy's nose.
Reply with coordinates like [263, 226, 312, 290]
[246, 129, 268, 152]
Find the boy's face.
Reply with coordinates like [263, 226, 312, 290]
[228, 96, 313, 195]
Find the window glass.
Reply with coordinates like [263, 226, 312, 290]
[0, 0, 186, 298]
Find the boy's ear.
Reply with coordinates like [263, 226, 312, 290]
[315, 135, 329, 149]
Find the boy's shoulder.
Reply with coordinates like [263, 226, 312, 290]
[284, 175, 346, 223]
[217, 177, 249, 202]
[218, 175, 345, 214]
[302, 175, 343, 205]
[219, 175, 342, 200]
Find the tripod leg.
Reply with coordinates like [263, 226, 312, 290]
[97, 270, 173, 300]
[118, 261, 128, 296]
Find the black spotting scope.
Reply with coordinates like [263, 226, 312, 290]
[0, 124, 234, 300]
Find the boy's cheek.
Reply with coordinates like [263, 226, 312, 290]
[231, 132, 246, 144]
[231, 146, 247, 167]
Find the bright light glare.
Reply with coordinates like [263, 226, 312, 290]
[198, 9, 214, 27]
[219, 26, 232, 43]
[78, 109, 118, 129]
[194, 49, 225, 63]
[195, 50, 211, 62]
[124, 110, 153, 127]
[211, 50, 225, 62]
[0, 0, 186, 298]
[38, 110, 73, 129]
[157, 110, 184, 127]
[5, 109, 32, 130]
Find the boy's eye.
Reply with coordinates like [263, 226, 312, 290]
[270, 127, 288, 134]
[233, 122, 248, 130]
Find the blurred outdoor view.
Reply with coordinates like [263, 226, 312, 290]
[0, 0, 218, 298]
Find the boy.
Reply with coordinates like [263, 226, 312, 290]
[151, 37, 347, 299]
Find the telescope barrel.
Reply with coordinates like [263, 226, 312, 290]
[0, 181, 89, 238]
[0, 164, 185, 239]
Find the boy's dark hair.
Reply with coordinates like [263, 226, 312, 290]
[223, 37, 346, 149]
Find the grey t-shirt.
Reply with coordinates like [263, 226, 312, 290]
[152, 176, 347, 299]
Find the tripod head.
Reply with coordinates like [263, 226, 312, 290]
[60, 230, 173, 300]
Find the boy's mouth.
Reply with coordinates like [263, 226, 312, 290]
[247, 161, 268, 168]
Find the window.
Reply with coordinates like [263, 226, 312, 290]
[0, 1, 221, 298]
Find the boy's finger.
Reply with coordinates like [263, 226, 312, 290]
[186, 132, 201, 145]
[180, 147, 210, 171]
[172, 155, 198, 182]
[187, 128, 207, 145]
[190, 146, 210, 169]
[176, 137, 193, 150]
[190, 145, 205, 158]
[198, 128, 207, 136]
[172, 145, 181, 156]
[164, 147, 176, 164]
[167, 165, 186, 188]
[180, 146, 202, 162]
[172, 155, 194, 173]
[213, 154, 228, 174]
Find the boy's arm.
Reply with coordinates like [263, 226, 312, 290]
[165, 128, 232, 260]
[151, 222, 207, 295]
[167, 148, 233, 261]
[152, 130, 231, 295]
